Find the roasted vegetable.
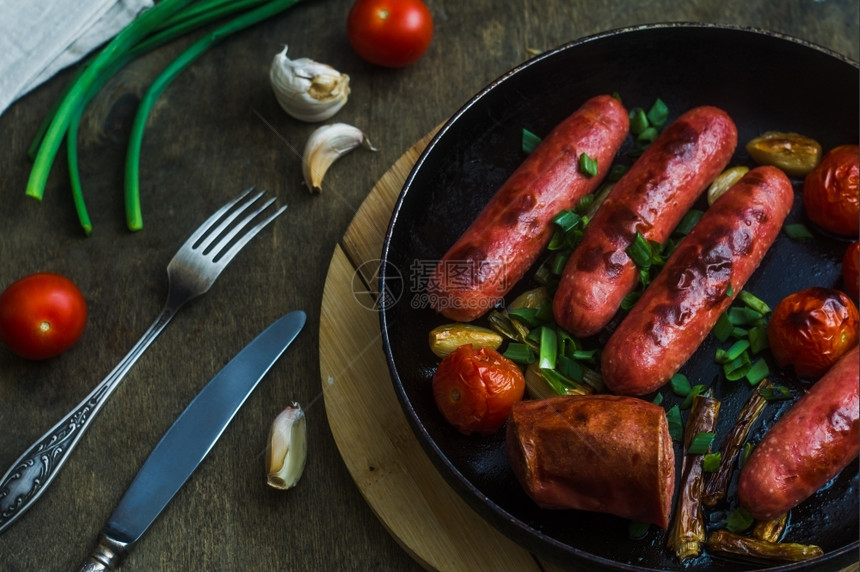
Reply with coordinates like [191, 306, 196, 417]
[745, 131, 822, 177]
[706, 530, 823, 564]
[428, 323, 503, 358]
[702, 379, 771, 507]
[667, 393, 721, 562]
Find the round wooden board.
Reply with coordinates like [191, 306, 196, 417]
[319, 130, 560, 572]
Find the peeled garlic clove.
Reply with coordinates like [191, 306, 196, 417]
[302, 123, 376, 193]
[266, 402, 307, 490]
[270, 46, 350, 123]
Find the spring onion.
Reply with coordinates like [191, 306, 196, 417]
[783, 222, 815, 240]
[646, 98, 669, 127]
[577, 152, 598, 177]
[521, 128, 541, 154]
[745, 358, 770, 386]
[688, 432, 716, 455]
[759, 384, 792, 401]
[666, 405, 683, 442]
[724, 507, 755, 534]
[702, 452, 721, 472]
[503, 343, 536, 365]
[538, 326, 557, 369]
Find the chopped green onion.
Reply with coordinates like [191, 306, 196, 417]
[549, 252, 569, 275]
[620, 290, 641, 311]
[608, 164, 628, 181]
[727, 306, 764, 326]
[738, 290, 771, 314]
[726, 283, 734, 297]
[712, 312, 733, 342]
[670, 373, 692, 396]
[703, 452, 721, 472]
[646, 98, 669, 127]
[680, 384, 705, 410]
[637, 126, 659, 144]
[741, 442, 755, 465]
[723, 352, 752, 381]
[629, 108, 649, 134]
[717, 339, 751, 363]
[666, 405, 683, 442]
[760, 384, 793, 401]
[730, 326, 748, 339]
[725, 507, 755, 534]
[578, 153, 599, 177]
[652, 393, 664, 406]
[503, 343, 536, 365]
[551, 209, 581, 232]
[745, 359, 770, 386]
[538, 327, 558, 370]
[508, 307, 540, 327]
[570, 348, 598, 363]
[556, 354, 584, 382]
[626, 232, 653, 269]
[784, 223, 815, 240]
[522, 128, 541, 154]
[688, 432, 716, 455]
[674, 209, 703, 236]
[748, 325, 769, 354]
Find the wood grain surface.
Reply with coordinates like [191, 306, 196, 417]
[0, 1, 857, 570]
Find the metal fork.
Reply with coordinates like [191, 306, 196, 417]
[0, 187, 286, 535]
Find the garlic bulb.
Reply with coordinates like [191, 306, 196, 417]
[266, 402, 307, 490]
[302, 123, 376, 193]
[270, 46, 350, 122]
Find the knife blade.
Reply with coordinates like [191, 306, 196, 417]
[79, 310, 306, 571]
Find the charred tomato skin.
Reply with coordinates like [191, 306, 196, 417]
[432, 344, 525, 435]
[802, 144, 859, 237]
[768, 287, 859, 378]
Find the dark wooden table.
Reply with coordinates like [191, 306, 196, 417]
[0, 1, 857, 570]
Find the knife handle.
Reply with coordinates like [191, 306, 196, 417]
[79, 532, 130, 571]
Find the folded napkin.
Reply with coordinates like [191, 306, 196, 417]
[0, 0, 153, 117]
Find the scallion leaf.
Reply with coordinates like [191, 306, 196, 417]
[578, 153, 598, 177]
[556, 354, 584, 382]
[522, 128, 542, 154]
[509, 307, 540, 327]
[723, 352, 751, 381]
[646, 98, 669, 127]
[703, 452, 721, 472]
[748, 325, 769, 354]
[637, 126, 659, 144]
[670, 373, 692, 396]
[784, 223, 815, 240]
[503, 343, 535, 364]
[539, 327, 558, 370]
[727, 306, 764, 326]
[738, 290, 771, 314]
[712, 312, 733, 342]
[680, 384, 705, 410]
[745, 359, 770, 386]
[629, 108, 648, 134]
[666, 405, 683, 442]
[725, 507, 755, 534]
[674, 209, 703, 235]
[760, 384, 792, 401]
[608, 164, 628, 182]
[688, 432, 716, 455]
[551, 209, 581, 232]
[626, 232, 653, 269]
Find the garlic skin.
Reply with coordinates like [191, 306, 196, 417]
[266, 402, 307, 490]
[270, 46, 350, 122]
[302, 123, 376, 193]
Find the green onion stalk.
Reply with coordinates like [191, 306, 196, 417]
[125, 0, 305, 231]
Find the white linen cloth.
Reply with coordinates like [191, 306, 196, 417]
[0, 0, 153, 117]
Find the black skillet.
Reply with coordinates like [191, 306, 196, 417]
[379, 24, 859, 571]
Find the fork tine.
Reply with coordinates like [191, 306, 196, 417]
[180, 187, 256, 250]
[210, 203, 287, 267]
[194, 190, 267, 254]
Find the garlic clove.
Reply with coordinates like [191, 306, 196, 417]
[266, 402, 307, 490]
[302, 123, 377, 193]
[270, 46, 350, 123]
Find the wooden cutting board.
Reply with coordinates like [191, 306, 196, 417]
[319, 129, 559, 571]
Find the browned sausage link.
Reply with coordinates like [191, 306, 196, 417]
[506, 394, 675, 528]
[601, 166, 793, 396]
[738, 345, 859, 521]
[428, 94, 629, 322]
[553, 106, 737, 338]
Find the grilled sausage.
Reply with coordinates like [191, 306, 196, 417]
[553, 106, 738, 338]
[737, 345, 859, 521]
[428, 94, 629, 322]
[506, 394, 675, 529]
[601, 166, 794, 396]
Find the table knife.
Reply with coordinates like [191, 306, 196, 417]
[79, 310, 306, 571]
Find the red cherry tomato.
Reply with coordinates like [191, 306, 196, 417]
[844, 241, 860, 301]
[347, 0, 433, 68]
[0, 273, 88, 360]
[802, 144, 859, 237]
[432, 344, 525, 435]
[767, 287, 858, 378]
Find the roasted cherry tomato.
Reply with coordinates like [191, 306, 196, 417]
[844, 241, 860, 301]
[802, 144, 859, 237]
[768, 287, 858, 378]
[347, 0, 433, 68]
[0, 273, 88, 360]
[432, 344, 525, 435]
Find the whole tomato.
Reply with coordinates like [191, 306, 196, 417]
[347, 0, 433, 68]
[768, 287, 858, 378]
[0, 273, 88, 360]
[432, 344, 525, 435]
[802, 144, 859, 237]
[844, 241, 860, 301]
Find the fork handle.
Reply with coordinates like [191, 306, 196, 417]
[0, 306, 177, 535]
